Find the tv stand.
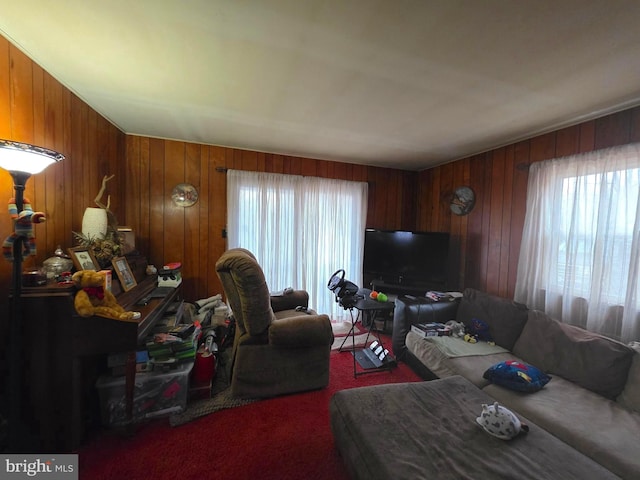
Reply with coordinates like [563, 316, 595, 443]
[369, 280, 444, 296]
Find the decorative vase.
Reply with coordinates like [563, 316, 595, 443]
[82, 207, 108, 239]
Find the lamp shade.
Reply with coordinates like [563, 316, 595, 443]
[0, 139, 65, 174]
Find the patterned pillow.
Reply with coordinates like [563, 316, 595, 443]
[483, 360, 551, 393]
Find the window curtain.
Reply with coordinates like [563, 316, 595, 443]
[515, 142, 640, 343]
[227, 169, 368, 321]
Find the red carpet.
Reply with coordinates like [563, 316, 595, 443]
[78, 341, 421, 480]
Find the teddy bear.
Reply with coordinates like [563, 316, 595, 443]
[2, 197, 46, 261]
[72, 270, 139, 321]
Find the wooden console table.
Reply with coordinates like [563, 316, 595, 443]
[18, 264, 180, 452]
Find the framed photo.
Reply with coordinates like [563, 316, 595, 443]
[111, 256, 137, 292]
[68, 246, 100, 271]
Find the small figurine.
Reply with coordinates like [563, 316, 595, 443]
[2, 197, 46, 261]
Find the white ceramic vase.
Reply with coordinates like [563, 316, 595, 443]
[82, 207, 108, 239]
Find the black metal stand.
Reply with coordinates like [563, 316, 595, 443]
[337, 289, 396, 377]
[7, 172, 30, 452]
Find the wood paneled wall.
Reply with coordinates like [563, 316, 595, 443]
[417, 106, 640, 298]
[4, 29, 640, 315]
[0, 36, 126, 328]
[0, 32, 416, 317]
[125, 137, 417, 302]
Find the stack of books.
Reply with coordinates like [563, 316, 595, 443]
[146, 323, 201, 366]
[410, 322, 452, 338]
[151, 307, 182, 334]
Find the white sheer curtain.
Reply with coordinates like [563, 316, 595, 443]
[227, 169, 368, 321]
[515, 142, 640, 343]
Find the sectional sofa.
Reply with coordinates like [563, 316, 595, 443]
[329, 288, 640, 479]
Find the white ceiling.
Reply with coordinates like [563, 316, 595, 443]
[1, 0, 640, 171]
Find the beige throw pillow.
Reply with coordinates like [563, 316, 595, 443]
[616, 342, 640, 413]
[513, 310, 634, 399]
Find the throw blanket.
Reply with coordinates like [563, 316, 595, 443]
[425, 335, 508, 357]
[329, 376, 619, 480]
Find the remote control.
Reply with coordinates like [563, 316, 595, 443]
[136, 296, 151, 306]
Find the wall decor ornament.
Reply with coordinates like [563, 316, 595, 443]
[450, 186, 476, 216]
[172, 183, 198, 207]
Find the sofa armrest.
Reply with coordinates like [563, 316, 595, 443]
[269, 314, 334, 348]
[270, 290, 309, 312]
[392, 296, 460, 360]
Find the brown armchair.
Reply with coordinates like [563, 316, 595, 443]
[215, 248, 334, 398]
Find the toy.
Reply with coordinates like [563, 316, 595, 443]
[445, 320, 465, 338]
[72, 270, 139, 321]
[369, 290, 388, 302]
[2, 197, 46, 262]
[464, 333, 477, 343]
[476, 401, 529, 440]
[469, 317, 495, 344]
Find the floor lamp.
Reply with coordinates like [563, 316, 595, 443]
[0, 140, 64, 452]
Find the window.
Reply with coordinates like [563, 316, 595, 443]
[515, 143, 640, 343]
[227, 170, 368, 321]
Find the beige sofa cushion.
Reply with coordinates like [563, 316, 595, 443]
[456, 288, 528, 350]
[617, 342, 640, 413]
[513, 310, 634, 399]
[484, 375, 640, 480]
[405, 331, 459, 379]
[406, 331, 516, 388]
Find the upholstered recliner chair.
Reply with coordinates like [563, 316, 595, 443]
[215, 248, 334, 398]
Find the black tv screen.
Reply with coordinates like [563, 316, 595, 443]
[363, 229, 449, 286]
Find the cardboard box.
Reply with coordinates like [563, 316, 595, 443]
[100, 269, 112, 292]
[117, 227, 135, 254]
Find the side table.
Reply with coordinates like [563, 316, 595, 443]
[338, 288, 396, 377]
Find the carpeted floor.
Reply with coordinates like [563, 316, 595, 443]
[79, 333, 420, 480]
[170, 320, 378, 426]
[330, 320, 374, 350]
[169, 381, 256, 427]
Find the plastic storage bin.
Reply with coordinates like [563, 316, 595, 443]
[96, 361, 193, 426]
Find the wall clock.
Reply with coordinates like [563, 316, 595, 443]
[171, 183, 199, 207]
[450, 186, 475, 216]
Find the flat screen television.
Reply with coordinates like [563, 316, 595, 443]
[363, 229, 449, 287]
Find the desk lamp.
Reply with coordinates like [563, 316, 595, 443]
[0, 139, 64, 451]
